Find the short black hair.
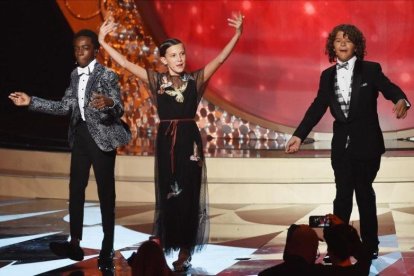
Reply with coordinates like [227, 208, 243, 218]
[325, 24, 366, 63]
[159, 38, 182, 57]
[73, 29, 100, 50]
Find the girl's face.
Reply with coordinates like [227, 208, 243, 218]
[161, 43, 186, 76]
[333, 31, 356, 62]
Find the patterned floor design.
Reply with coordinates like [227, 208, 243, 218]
[1, 196, 414, 275]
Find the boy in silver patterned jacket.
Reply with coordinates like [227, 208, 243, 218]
[9, 29, 130, 272]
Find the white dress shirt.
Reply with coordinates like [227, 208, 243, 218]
[336, 56, 356, 105]
[77, 59, 96, 121]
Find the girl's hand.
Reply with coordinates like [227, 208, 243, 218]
[98, 19, 117, 43]
[227, 12, 244, 36]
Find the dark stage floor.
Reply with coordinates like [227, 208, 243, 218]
[1, 196, 414, 275]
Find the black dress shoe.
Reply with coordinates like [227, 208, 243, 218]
[49, 241, 84, 261]
[98, 250, 114, 272]
[371, 249, 379, 260]
[323, 255, 332, 265]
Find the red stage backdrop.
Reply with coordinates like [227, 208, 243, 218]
[147, 0, 414, 133]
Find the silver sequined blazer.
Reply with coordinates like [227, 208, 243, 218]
[29, 62, 131, 152]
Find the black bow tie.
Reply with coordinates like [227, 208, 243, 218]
[337, 62, 349, 70]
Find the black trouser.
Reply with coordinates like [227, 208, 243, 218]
[331, 150, 381, 251]
[69, 121, 116, 255]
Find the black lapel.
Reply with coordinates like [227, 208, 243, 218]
[347, 59, 362, 121]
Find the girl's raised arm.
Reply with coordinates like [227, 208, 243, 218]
[99, 19, 149, 83]
[203, 12, 244, 81]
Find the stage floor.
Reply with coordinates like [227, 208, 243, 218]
[1, 196, 414, 275]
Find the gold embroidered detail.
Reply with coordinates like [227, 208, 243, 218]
[164, 82, 188, 103]
[157, 74, 190, 103]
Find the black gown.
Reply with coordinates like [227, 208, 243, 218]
[147, 69, 209, 254]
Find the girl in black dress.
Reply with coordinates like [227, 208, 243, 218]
[99, 12, 243, 272]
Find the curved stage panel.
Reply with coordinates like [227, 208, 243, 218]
[1, 147, 414, 204]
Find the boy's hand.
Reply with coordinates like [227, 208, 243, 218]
[393, 99, 409, 119]
[9, 92, 31, 106]
[285, 136, 302, 153]
[90, 92, 114, 109]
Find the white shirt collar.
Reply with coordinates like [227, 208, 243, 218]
[77, 59, 97, 76]
[337, 56, 357, 71]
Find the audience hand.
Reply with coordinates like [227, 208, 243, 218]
[326, 214, 344, 226]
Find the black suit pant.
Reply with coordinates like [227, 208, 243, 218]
[69, 121, 116, 255]
[332, 149, 381, 251]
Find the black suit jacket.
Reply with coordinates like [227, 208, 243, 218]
[293, 60, 409, 160]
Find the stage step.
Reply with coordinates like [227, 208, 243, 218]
[1, 148, 414, 204]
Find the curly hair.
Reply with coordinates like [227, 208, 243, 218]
[325, 24, 366, 63]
